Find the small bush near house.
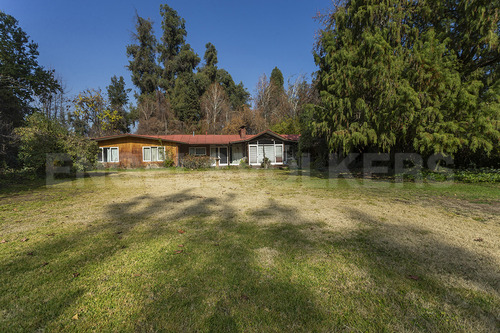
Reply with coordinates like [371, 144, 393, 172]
[261, 157, 271, 169]
[239, 157, 250, 168]
[164, 151, 175, 167]
[287, 157, 298, 169]
[181, 154, 213, 169]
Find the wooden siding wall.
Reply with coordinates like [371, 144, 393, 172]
[98, 137, 178, 168]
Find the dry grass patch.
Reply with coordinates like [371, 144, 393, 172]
[0, 169, 499, 332]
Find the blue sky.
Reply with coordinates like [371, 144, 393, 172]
[2, 0, 330, 103]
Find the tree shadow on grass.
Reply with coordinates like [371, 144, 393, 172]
[2, 187, 499, 332]
[0, 171, 117, 198]
[343, 208, 500, 291]
[108, 193, 499, 331]
[0, 188, 197, 331]
[336, 208, 500, 331]
[107, 193, 329, 332]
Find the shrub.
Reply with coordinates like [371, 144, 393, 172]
[14, 113, 66, 174]
[181, 154, 213, 169]
[15, 112, 99, 175]
[0, 167, 37, 185]
[287, 157, 298, 169]
[239, 157, 249, 168]
[454, 168, 500, 183]
[399, 168, 500, 183]
[62, 135, 99, 172]
[164, 150, 175, 167]
[261, 157, 271, 169]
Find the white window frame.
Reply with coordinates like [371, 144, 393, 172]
[143, 146, 166, 162]
[99, 147, 119, 163]
[189, 147, 206, 156]
[275, 144, 283, 164]
[248, 141, 284, 166]
[230, 144, 245, 165]
[210, 146, 229, 166]
[249, 145, 258, 165]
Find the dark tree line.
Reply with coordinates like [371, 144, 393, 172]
[303, 0, 500, 168]
[0, 11, 61, 167]
[126, 5, 251, 135]
[0, 11, 130, 172]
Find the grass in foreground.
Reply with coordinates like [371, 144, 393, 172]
[0, 169, 499, 332]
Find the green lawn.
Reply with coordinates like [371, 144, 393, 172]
[1, 169, 499, 332]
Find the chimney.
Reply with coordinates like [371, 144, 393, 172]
[239, 126, 246, 139]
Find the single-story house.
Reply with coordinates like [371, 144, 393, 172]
[94, 127, 299, 168]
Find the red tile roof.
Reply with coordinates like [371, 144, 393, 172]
[94, 130, 299, 144]
[157, 134, 245, 145]
[280, 134, 300, 141]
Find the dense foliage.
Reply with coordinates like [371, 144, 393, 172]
[0, 11, 60, 167]
[69, 88, 126, 137]
[15, 112, 98, 174]
[181, 154, 213, 169]
[127, 5, 251, 135]
[107, 75, 132, 133]
[309, 0, 500, 166]
[454, 168, 500, 183]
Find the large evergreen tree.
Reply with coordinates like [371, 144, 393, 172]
[107, 75, 132, 133]
[126, 5, 249, 134]
[310, 0, 500, 161]
[195, 42, 219, 95]
[255, 68, 289, 127]
[197, 44, 249, 111]
[270, 67, 284, 90]
[158, 4, 188, 91]
[171, 71, 200, 124]
[126, 13, 158, 96]
[215, 68, 249, 110]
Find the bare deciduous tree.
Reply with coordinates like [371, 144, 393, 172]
[200, 83, 230, 134]
[254, 73, 290, 127]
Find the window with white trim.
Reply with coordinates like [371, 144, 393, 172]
[230, 144, 244, 164]
[249, 145, 257, 164]
[210, 146, 228, 165]
[143, 146, 165, 162]
[275, 145, 283, 163]
[248, 142, 284, 165]
[189, 147, 206, 156]
[98, 147, 119, 163]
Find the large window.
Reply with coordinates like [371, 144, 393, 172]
[189, 147, 206, 156]
[210, 146, 228, 165]
[143, 146, 165, 162]
[249, 146, 258, 164]
[248, 143, 284, 165]
[98, 147, 119, 163]
[230, 144, 244, 165]
[275, 145, 283, 163]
